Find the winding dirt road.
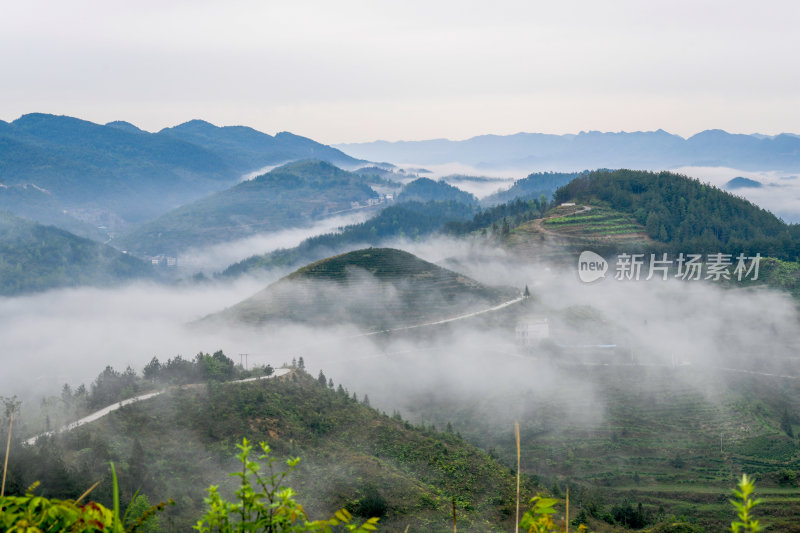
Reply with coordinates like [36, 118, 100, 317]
[24, 368, 292, 445]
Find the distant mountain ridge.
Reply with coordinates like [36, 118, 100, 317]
[336, 129, 800, 171]
[158, 119, 361, 171]
[0, 113, 363, 231]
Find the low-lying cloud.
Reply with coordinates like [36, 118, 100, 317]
[176, 211, 372, 274]
[2, 234, 799, 449]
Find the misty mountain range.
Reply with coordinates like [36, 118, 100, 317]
[0, 113, 362, 232]
[336, 129, 800, 171]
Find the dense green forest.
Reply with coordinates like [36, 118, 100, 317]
[0, 211, 153, 295]
[554, 169, 800, 260]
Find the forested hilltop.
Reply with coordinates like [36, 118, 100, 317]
[553, 169, 800, 259]
[209, 248, 512, 330]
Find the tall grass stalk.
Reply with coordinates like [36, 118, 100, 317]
[1, 414, 12, 497]
[110, 462, 122, 532]
[515, 421, 521, 533]
[75, 480, 101, 504]
[452, 494, 457, 533]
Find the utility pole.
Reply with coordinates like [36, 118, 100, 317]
[239, 353, 249, 371]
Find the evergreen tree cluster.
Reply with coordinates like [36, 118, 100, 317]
[444, 196, 550, 235]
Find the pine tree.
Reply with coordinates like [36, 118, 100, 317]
[318, 370, 327, 386]
[781, 408, 794, 438]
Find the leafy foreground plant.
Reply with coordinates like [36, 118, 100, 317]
[194, 438, 380, 533]
[519, 494, 587, 533]
[0, 465, 169, 533]
[730, 474, 764, 533]
[0, 432, 769, 533]
[0, 484, 115, 532]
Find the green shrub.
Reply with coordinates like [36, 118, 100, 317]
[194, 438, 380, 532]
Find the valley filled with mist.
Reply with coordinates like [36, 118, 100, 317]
[3, 115, 800, 533]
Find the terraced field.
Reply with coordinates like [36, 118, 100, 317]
[505, 204, 652, 263]
[405, 363, 800, 531]
[542, 208, 646, 240]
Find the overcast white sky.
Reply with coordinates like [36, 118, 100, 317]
[1, 0, 798, 143]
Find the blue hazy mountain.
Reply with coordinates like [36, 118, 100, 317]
[157, 119, 361, 171]
[0, 114, 363, 232]
[726, 176, 763, 189]
[335, 129, 800, 171]
[117, 160, 379, 256]
[397, 178, 478, 205]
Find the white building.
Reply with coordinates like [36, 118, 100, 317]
[515, 318, 550, 346]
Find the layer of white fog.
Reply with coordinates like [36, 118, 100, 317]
[3, 234, 799, 440]
[177, 210, 372, 274]
[674, 166, 800, 223]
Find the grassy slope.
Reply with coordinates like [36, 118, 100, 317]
[207, 248, 514, 330]
[39, 371, 530, 532]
